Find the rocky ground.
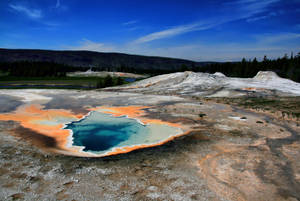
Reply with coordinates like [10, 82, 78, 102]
[0, 71, 300, 201]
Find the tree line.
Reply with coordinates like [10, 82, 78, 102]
[92, 53, 300, 82]
[95, 75, 124, 88]
[197, 53, 300, 82]
[0, 53, 299, 82]
[0, 61, 88, 77]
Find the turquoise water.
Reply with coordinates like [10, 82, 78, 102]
[64, 111, 182, 155]
[65, 111, 150, 154]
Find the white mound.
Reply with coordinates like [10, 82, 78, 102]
[213, 72, 226, 77]
[113, 71, 300, 97]
[253, 71, 280, 80]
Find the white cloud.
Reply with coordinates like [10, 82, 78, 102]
[246, 12, 277, 22]
[65, 32, 300, 62]
[123, 20, 138, 26]
[54, 0, 68, 11]
[153, 33, 300, 61]
[127, 26, 141, 31]
[9, 4, 42, 19]
[56, 0, 61, 8]
[256, 33, 300, 44]
[246, 15, 269, 22]
[228, 0, 279, 13]
[66, 39, 115, 52]
[125, 42, 295, 62]
[132, 0, 280, 44]
[246, 11, 278, 23]
[133, 22, 218, 44]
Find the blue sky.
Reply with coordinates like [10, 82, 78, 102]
[0, 0, 300, 61]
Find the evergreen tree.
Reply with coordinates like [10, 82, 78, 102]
[104, 75, 113, 87]
[96, 79, 104, 88]
[116, 77, 124, 85]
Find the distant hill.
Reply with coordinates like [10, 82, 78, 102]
[0, 48, 212, 71]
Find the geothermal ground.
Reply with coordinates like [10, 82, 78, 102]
[0, 71, 300, 201]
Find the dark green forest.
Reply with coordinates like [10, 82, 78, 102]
[0, 52, 299, 82]
[197, 53, 300, 82]
[0, 61, 123, 89]
[0, 61, 87, 77]
[102, 53, 300, 82]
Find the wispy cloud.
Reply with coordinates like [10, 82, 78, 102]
[154, 32, 299, 61]
[127, 26, 142, 31]
[52, 0, 68, 11]
[246, 12, 277, 22]
[256, 33, 300, 44]
[133, 22, 219, 44]
[9, 4, 42, 19]
[229, 0, 280, 21]
[227, 0, 279, 13]
[65, 31, 300, 62]
[56, 0, 61, 8]
[66, 39, 115, 52]
[9, 3, 62, 29]
[133, 0, 280, 44]
[246, 15, 269, 22]
[123, 20, 138, 26]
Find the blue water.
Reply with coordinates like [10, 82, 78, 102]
[124, 78, 136, 82]
[64, 111, 150, 154]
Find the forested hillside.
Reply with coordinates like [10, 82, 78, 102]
[0, 48, 205, 72]
[0, 48, 299, 82]
[198, 53, 300, 82]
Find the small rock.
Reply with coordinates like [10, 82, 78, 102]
[147, 186, 158, 191]
[11, 193, 24, 200]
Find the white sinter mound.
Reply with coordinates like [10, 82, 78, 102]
[113, 71, 300, 97]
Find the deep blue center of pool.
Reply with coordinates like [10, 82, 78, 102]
[64, 111, 150, 153]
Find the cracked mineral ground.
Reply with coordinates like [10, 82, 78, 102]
[0, 71, 300, 201]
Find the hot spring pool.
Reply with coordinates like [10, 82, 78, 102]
[64, 111, 183, 156]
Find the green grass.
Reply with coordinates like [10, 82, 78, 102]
[0, 75, 131, 89]
[0, 71, 9, 76]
